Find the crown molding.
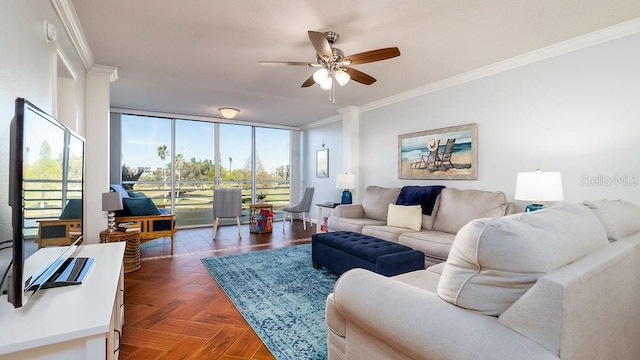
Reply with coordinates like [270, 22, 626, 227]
[361, 17, 640, 114]
[88, 65, 118, 82]
[51, 0, 94, 71]
[303, 114, 342, 130]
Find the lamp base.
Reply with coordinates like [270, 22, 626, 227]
[341, 190, 352, 205]
[107, 211, 117, 231]
[525, 203, 545, 212]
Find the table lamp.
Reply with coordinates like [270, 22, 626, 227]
[514, 170, 564, 212]
[102, 192, 123, 231]
[336, 173, 356, 204]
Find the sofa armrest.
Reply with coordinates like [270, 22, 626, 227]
[333, 204, 365, 218]
[332, 269, 556, 360]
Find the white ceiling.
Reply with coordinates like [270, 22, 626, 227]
[70, 0, 640, 128]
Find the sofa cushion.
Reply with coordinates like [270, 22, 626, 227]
[59, 199, 82, 219]
[387, 204, 422, 231]
[119, 198, 161, 216]
[362, 225, 409, 242]
[398, 230, 456, 265]
[395, 186, 445, 215]
[328, 216, 386, 233]
[361, 186, 401, 221]
[437, 203, 609, 316]
[432, 188, 507, 234]
[583, 199, 640, 241]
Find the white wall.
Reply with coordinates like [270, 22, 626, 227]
[306, 31, 640, 214]
[0, 1, 87, 242]
[303, 120, 344, 219]
[362, 32, 640, 207]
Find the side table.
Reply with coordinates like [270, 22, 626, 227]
[249, 203, 273, 233]
[100, 229, 141, 273]
[316, 202, 340, 233]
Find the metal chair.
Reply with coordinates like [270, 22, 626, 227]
[282, 187, 315, 231]
[213, 188, 243, 239]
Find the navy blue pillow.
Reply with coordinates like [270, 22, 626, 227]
[129, 192, 147, 198]
[120, 198, 160, 216]
[59, 199, 82, 219]
[396, 186, 445, 215]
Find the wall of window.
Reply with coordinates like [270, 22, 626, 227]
[114, 113, 292, 227]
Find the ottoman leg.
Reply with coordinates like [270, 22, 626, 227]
[312, 261, 322, 269]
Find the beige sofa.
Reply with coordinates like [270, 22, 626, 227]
[326, 200, 640, 360]
[328, 186, 513, 266]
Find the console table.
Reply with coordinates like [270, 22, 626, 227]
[316, 202, 339, 233]
[0, 242, 126, 359]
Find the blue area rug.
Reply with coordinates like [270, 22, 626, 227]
[201, 244, 338, 360]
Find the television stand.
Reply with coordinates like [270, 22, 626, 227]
[0, 243, 125, 360]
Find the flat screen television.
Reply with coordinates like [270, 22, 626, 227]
[2, 98, 85, 308]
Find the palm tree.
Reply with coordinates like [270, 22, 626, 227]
[157, 145, 168, 187]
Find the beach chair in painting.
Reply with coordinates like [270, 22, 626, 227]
[440, 138, 456, 170]
[425, 139, 441, 172]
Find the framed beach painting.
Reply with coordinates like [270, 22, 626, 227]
[398, 123, 478, 180]
[316, 149, 329, 178]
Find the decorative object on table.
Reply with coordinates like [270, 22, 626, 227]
[257, 192, 267, 204]
[398, 123, 478, 180]
[213, 188, 243, 240]
[515, 169, 564, 212]
[316, 149, 329, 178]
[282, 187, 315, 231]
[336, 173, 356, 204]
[249, 203, 274, 233]
[102, 192, 123, 232]
[201, 244, 337, 360]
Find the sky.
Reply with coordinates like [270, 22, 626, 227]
[121, 115, 290, 172]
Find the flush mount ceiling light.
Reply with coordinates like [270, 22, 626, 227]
[218, 108, 240, 119]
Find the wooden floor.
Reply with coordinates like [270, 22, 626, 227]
[120, 220, 315, 360]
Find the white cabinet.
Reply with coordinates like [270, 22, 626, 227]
[0, 243, 126, 360]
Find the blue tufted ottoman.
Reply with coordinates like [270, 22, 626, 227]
[311, 231, 425, 276]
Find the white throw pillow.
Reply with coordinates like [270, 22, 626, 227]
[437, 203, 609, 316]
[583, 200, 640, 241]
[387, 204, 422, 231]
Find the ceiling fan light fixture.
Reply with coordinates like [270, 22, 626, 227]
[218, 108, 240, 119]
[319, 78, 333, 90]
[335, 70, 350, 86]
[313, 68, 330, 84]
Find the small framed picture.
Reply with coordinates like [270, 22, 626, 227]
[316, 149, 329, 178]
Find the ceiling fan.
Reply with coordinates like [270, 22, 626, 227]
[260, 30, 401, 103]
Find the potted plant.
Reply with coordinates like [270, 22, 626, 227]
[257, 192, 267, 203]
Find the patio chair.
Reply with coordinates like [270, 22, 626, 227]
[213, 188, 243, 240]
[282, 187, 314, 231]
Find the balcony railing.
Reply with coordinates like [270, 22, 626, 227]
[124, 180, 290, 227]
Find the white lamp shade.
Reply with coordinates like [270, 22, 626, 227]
[102, 192, 123, 211]
[336, 173, 356, 190]
[319, 77, 333, 90]
[334, 70, 350, 86]
[313, 68, 330, 84]
[514, 171, 564, 202]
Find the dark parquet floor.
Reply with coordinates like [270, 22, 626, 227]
[120, 219, 315, 360]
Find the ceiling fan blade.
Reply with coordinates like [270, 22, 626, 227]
[346, 47, 400, 65]
[301, 75, 315, 88]
[345, 67, 376, 85]
[259, 61, 315, 66]
[308, 31, 333, 60]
